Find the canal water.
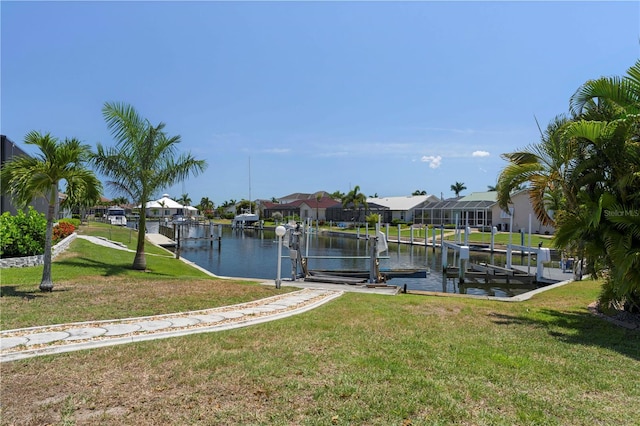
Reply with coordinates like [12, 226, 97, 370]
[148, 223, 541, 297]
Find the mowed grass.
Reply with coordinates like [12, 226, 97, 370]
[1, 223, 639, 425]
[0, 223, 293, 330]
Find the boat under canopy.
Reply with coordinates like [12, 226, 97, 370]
[232, 212, 259, 228]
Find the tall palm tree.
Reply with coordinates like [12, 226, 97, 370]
[198, 196, 214, 219]
[330, 190, 345, 201]
[1, 131, 102, 291]
[315, 193, 322, 221]
[496, 115, 579, 226]
[342, 185, 368, 223]
[178, 193, 191, 206]
[92, 102, 207, 270]
[199, 196, 213, 211]
[450, 182, 467, 197]
[112, 196, 128, 206]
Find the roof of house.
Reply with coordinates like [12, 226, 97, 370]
[298, 198, 341, 209]
[421, 191, 499, 210]
[264, 197, 340, 210]
[262, 200, 306, 210]
[458, 191, 498, 202]
[144, 194, 185, 209]
[367, 195, 437, 210]
[278, 191, 332, 201]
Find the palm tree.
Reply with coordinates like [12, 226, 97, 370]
[112, 196, 128, 206]
[496, 115, 578, 227]
[92, 102, 207, 270]
[330, 190, 345, 201]
[450, 182, 467, 197]
[198, 196, 214, 218]
[342, 185, 368, 223]
[315, 193, 322, 221]
[199, 196, 213, 211]
[178, 193, 191, 206]
[412, 189, 427, 195]
[559, 61, 640, 310]
[0, 131, 102, 291]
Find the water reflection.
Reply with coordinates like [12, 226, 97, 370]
[150, 223, 540, 297]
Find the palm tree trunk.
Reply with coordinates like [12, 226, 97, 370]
[133, 213, 147, 270]
[39, 183, 57, 292]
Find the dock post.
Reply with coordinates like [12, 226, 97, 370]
[537, 248, 550, 282]
[432, 227, 436, 252]
[397, 224, 401, 243]
[459, 246, 469, 283]
[410, 226, 414, 245]
[440, 227, 444, 250]
[175, 226, 181, 259]
[464, 226, 470, 246]
[490, 226, 496, 252]
[386, 223, 390, 243]
[369, 235, 378, 283]
[442, 245, 448, 269]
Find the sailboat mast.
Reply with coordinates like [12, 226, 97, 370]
[248, 156, 252, 214]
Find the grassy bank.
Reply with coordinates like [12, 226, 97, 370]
[1, 224, 639, 425]
[0, 223, 293, 330]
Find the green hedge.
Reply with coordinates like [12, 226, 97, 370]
[0, 207, 46, 258]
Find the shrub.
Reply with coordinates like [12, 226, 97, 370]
[0, 207, 47, 258]
[60, 217, 81, 227]
[53, 222, 76, 245]
[366, 214, 380, 227]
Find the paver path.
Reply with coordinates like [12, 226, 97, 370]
[1, 288, 343, 362]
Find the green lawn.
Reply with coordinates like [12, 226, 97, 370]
[1, 223, 638, 425]
[0, 223, 293, 330]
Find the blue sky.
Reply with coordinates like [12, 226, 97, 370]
[2, 1, 638, 206]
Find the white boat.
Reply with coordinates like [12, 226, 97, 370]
[107, 206, 127, 226]
[232, 211, 259, 228]
[232, 157, 260, 228]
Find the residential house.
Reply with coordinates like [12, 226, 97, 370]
[415, 190, 555, 234]
[143, 194, 187, 218]
[492, 190, 554, 234]
[263, 197, 341, 222]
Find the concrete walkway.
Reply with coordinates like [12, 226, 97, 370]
[0, 288, 343, 363]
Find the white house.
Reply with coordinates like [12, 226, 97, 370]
[414, 190, 555, 234]
[143, 194, 186, 218]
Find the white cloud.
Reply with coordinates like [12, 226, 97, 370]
[421, 155, 442, 169]
[263, 148, 291, 154]
[472, 150, 490, 157]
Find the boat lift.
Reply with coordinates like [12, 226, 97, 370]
[279, 220, 416, 285]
